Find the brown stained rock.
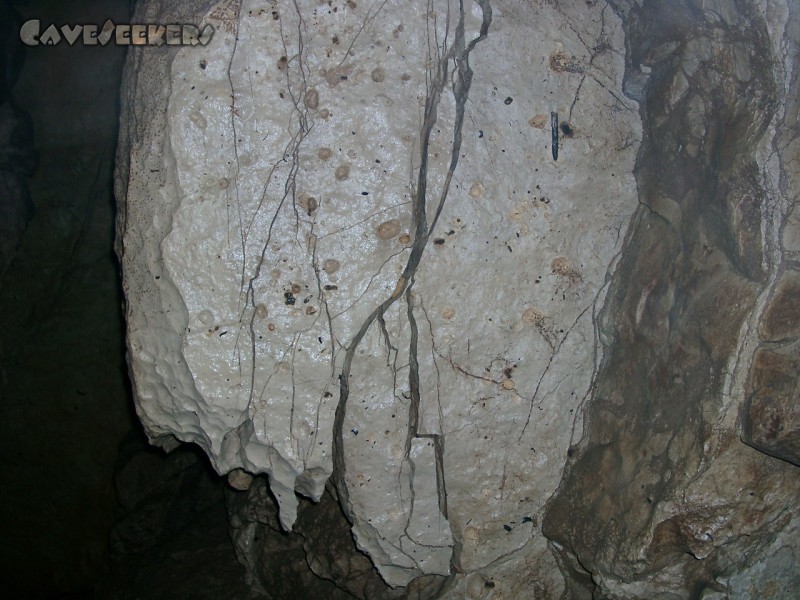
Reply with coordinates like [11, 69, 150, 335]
[742, 347, 800, 465]
[759, 270, 800, 341]
[548, 48, 583, 74]
[543, 0, 781, 596]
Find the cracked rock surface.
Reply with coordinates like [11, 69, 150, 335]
[116, 0, 799, 596]
[543, 0, 800, 598]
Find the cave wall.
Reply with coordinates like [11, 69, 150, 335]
[115, 0, 799, 598]
[542, 1, 800, 598]
[0, 0, 133, 595]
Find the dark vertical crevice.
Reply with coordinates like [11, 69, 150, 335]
[333, 1, 492, 522]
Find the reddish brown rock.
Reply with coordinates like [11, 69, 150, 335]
[742, 347, 800, 466]
[759, 270, 800, 341]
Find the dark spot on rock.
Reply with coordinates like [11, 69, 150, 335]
[504, 96, 513, 105]
[371, 66, 385, 82]
[560, 122, 574, 137]
[306, 197, 318, 215]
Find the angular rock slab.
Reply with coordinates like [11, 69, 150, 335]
[743, 345, 800, 466]
[116, 0, 640, 588]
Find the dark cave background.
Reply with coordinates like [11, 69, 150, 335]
[0, 1, 249, 598]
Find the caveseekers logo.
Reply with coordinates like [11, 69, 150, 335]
[20, 19, 214, 47]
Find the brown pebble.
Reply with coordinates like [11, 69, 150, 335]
[376, 219, 401, 240]
[522, 307, 545, 326]
[304, 88, 319, 109]
[335, 164, 350, 180]
[528, 114, 547, 129]
[323, 259, 341, 273]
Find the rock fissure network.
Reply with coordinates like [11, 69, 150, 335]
[116, 0, 800, 596]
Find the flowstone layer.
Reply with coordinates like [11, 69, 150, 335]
[116, 0, 799, 597]
[116, 0, 639, 589]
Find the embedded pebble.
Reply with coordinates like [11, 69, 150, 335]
[371, 66, 386, 82]
[469, 182, 485, 198]
[323, 258, 341, 273]
[335, 164, 350, 180]
[304, 88, 319, 109]
[522, 307, 545, 326]
[376, 219, 401, 240]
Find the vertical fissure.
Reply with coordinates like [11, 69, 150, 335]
[333, 0, 492, 519]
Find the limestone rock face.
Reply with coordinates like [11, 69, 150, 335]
[115, 0, 799, 596]
[542, 0, 800, 598]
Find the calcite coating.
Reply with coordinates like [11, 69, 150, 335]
[116, 0, 800, 596]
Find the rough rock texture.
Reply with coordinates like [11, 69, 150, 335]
[115, 0, 800, 597]
[542, 0, 800, 598]
[226, 479, 429, 599]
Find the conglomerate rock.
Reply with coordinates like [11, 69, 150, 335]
[115, 0, 799, 597]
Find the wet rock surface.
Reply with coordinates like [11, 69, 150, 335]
[543, 0, 800, 598]
[742, 346, 800, 466]
[115, 0, 800, 597]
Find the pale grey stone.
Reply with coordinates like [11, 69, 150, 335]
[116, 0, 800, 596]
